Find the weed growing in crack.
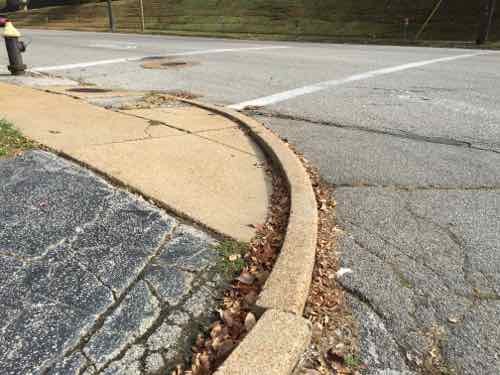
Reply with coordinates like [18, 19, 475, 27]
[214, 240, 248, 277]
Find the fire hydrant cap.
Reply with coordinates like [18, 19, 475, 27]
[2, 22, 22, 38]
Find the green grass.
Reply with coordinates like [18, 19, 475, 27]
[344, 354, 362, 369]
[214, 240, 248, 277]
[8, 0, 499, 44]
[0, 119, 36, 158]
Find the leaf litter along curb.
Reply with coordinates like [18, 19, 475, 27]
[171, 165, 290, 375]
[169, 122, 363, 375]
[292, 151, 363, 375]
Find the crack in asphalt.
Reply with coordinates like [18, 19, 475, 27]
[337, 185, 500, 373]
[334, 184, 500, 191]
[339, 218, 466, 372]
[248, 109, 500, 154]
[340, 284, 415, 370]
[344, 219, 448, 279]
[406, 204, 499, 297]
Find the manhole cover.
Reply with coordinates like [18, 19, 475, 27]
[67, 88, 112, 93]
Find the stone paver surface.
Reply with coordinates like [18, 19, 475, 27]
[0, 151, 224, 375]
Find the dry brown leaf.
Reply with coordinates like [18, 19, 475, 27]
[199, 352, 211, 371]
[222, 310, 235, 327]
[236, 272, 255, 285]
[304, 370, 322, 375]
[243, 290, 258, 305]
[210, 322, 223, 339]
[244, 312, 257, 331]
[195, 334, 205, 349]
[250, 223, 266, 232]
[215, 339, 236, 358]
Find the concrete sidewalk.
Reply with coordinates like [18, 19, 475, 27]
[0, 82, 271, 241]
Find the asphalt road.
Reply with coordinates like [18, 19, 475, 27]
[2, 29, 499, 374]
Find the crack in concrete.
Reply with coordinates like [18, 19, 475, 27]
[95, 272, 212, 374]
[119, 111, 193, 136]
[116, 109, 258, 157]
[98, 266, 223, 372]
[0, 238, 67, 265]
[72, 254, 118, 302]
[248, 109, 500, 154]
[58, 224, 178, 362]
[89, 134, 186, 147]
[57, 224, 221, 374]
[195, 132, 258, 157]
[78, 351, 97, 375]
[0, 250, 34, 263]
[86, 121, 257, 157]
[54, 193, 130, 303]
[95, 310, 165, 373]
[143, 279, 166, 308]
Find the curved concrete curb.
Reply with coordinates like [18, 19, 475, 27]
[181, 99, 318, 374]
[215, 309, 311, 375]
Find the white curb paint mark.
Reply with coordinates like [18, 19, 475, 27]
[229, 52, 491, 110]
[32, 46, 290, 72]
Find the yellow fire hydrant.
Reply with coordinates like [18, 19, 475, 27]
[1, 20, 27, 75]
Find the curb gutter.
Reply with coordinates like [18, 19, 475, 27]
[181, 99, 319, 375]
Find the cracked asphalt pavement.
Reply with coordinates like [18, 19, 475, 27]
[0, 151, 223, 374]
[1, 30, 499, 374]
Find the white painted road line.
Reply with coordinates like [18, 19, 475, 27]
[32, 46, 290, 72]
[33, 57, 141, 72]
[88, 43, 138, 50]
[229, 52, 492, 110]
